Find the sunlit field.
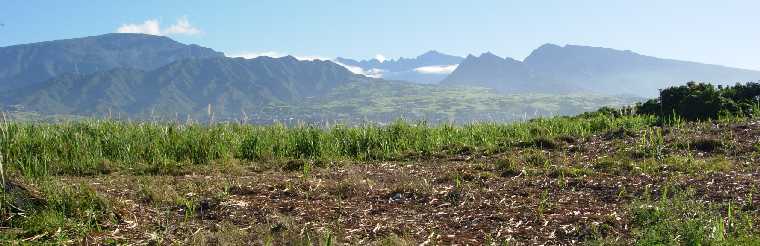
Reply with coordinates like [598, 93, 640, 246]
[3, 1, 760, 244]
[2, 107, 759, 244]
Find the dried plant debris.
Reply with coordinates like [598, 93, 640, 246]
[2, 119, 760, 244]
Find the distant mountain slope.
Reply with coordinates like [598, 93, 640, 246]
[2, 56, 368, 118]
[0, 33, 224, 91]
[335, 51, 463, 84]
[0, 50, 639, 123]
[523, 44, 760, 95]
[440, 52, 578, 93]
[442, 44, 760, 96]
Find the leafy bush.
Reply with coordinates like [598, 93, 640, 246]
[637, 82, 760, 120]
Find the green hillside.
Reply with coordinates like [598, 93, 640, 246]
[296, 81, 640, 123]
[0, 33, 224, 91]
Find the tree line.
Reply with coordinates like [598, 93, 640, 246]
[586, 81, 760, 121]
[635, 81, 760, 120]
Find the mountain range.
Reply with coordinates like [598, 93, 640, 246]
[0, 33, 224, 91]
[440, 44, 760, 96]
[2, 55, 368, 119]
[335, 51, 463, 84]
[441, 52, 575, 93]
[1, 33, 758, 122]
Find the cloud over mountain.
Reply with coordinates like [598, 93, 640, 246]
[117, 16, 201, 36]
[335, 51, 465, 83]
[414, 65, 459, 74]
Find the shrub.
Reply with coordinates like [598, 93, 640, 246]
[518, 136, 560, 150]
[637, 82, 760, 121]
[691, 138, 723, 153]
[494, 157, 521, 176]
[283, 159, 308, 172]
[523, 150, 550, 168]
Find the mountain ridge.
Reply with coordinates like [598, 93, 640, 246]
[2, 34, 758, 122]
[335, 50, 464, 84]
[2, 55, 368, 118]
[441, 44, 760, 96]
[440, 52, 579, 94]
[0, 33, 225, 91]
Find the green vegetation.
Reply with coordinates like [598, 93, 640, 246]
[0, 112, 658, 244]
[0, 114, 655, 177]
[591, 185, 760, 245]
[0, 179, 114, 242]
[302, 81, 640, 123]
[629, 188, 759, 245]
[637, 81, 760, 120]
[5, 80, 641, 124]
[3, 82, 760, 244]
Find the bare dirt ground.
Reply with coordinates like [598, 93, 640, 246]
[47, 121, 760, 245]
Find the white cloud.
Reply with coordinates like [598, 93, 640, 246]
[163, 16, 201, 35]
[117, 19, 161, 35]
[117, 16, 201, 36]
[374, 54, 387, 63]
[362, 68, 386, 78]
[332, 61, 385, 78]
[336, 63, 364, 74]
[413, 64, 459, 74]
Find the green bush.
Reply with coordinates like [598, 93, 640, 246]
[637, 82, 760, 121]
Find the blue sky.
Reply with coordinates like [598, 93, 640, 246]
[1, 0, 759, 69]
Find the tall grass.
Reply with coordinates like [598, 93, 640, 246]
[0, 179, 114, 242]
[628, 187, 760, 245]
[0, 114, 657, 177]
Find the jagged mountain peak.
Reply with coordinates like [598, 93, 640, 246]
[417, 50, 451, 59]
[333, 51, 465, 84]
[460, 52, 522, 65]
[480, 52, 500, 58]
